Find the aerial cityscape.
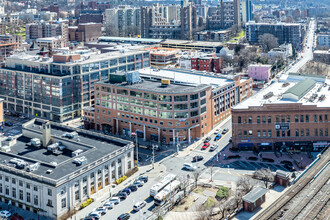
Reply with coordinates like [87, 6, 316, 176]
[0, 0, 329, 219]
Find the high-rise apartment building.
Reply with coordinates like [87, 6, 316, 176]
[0, 49, 150, 122]
[26, 22, 68, 43]
[105, 6, 141, 37]
[241, 0, 254, 25]
[207, 0, 241, 30]
[141, 4, 197, 40]
[246, 22, 304, 49]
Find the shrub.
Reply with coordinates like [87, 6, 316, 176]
[80, 198, 93, 209]
[216, 186, 229, 199]
[115, 175, 127, 185]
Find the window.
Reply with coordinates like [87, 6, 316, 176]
[325, 114, 328, 122]
[249, 130, 252, 137]
[61, 198, 66, 209]
[200, 98, 206, 105]
[287, 130, 291, 137]
[276, 116, 280, 123]
[268, 130, 272, 137]
[257, 116, 260, 124]
[75, 190, 80, 200]
[300, 115, 304, 122]
[47, 199, 53, 207]
[325, 128, 328, 136]
[306, 128, 310, 136]
[268, 116, 271, 123]
[281, 116, 285, 123]
[190, 93, 198, 100]
[257, 130, 261, 137]
[12, 178, 16, 184]
[238, 116, 241, 124]
[301, 129, 304, 136]
[248, 116, 252, 124]
[26, 183, 30, 189]
[34, 195, 38, 205]
[243, 130, 247, 137]
[12, 188, 16, 198]
[320, 129, 323, 136]
[287, 115, 290, 122]
[295, 129, 299, 137]
[238, 130, 242, 137]
[276, 131, 280, 137]
[262, 116, 266, 124]
[314, 115, 317, 122]
[319, 115, 323, 122]
[27, 192, 31, 203]
[315, 128, 318, 136]
[19, 180, 23, 187]
[200, 91, 206, 97]
[201, 106, 206, 114]
[48, 189, 52, 196]
[33, 186, 38, 191]
[306, 115, 309, 122]
[282, 130, 286, 137]
[263, 130, 266, 137]
[19, 190, 23, 200]
[295, 115, 299, 122]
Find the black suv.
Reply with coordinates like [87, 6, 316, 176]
[137, 175, 148, 183]
[117, 191, 128, 200]
[118, 213, 130, 220]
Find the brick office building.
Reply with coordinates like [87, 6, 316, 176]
[191, 53, 223, 73]
[232, 78, 330, 152]
[85, 68, 253, 144]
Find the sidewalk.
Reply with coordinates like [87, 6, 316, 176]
[72, 163, 166, 220]
[177, 116, 231, 158]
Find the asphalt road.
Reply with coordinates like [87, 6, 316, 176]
[285, 19, 316, 74]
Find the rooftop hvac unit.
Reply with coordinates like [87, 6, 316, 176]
[72, 149, 83, 157]
[26, 162, 40, 172]
[31, 138, 41, 147]
[126, 71, 140, 84]
[73, 156, 87, 166]
[50, 161, 58, 166]
[1, 145, 10, 153]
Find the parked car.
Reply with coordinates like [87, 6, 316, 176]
[94, 207, 107, 215]
[133, 201, 147, 211]
[84, 217, 96, 220]
[202, 142, 210, 149]
[109, 197, 120, 205]
[4, 122, 13, 127]
[117, 213, 130, 220]
[122, 187, 131, 195]
[137, 175, 148, 183]
[214, 134, 222, 141]
[204, 137, 211, 143]
[222, 129, 228, 134]
[10, 214, 23, 220]
[88, 212, 101, 219]
[192, 155, 203, 162]
[210, 144, 218, 151]
[214, 129, 221, 134]
[103, 201, 114, 210]
[0, 211, 11, 218]
[133, 180, 144, 187]
[183, 163, 197, 171]
[147, 145, 161, 151]
[118, 191, 128, 200]
[128, 184, 138, 191]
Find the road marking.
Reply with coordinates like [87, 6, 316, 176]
[216, 170, 242, 177]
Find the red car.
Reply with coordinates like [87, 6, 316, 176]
[202, 142, 210, 149]
[10, 214, 24, 220]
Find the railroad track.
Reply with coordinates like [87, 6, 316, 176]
[254, 148, 330, 220]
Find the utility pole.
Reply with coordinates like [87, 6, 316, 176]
[152, 144, 155, 169]
[176, 131, 179, 155]
[132, 132, 139, 166]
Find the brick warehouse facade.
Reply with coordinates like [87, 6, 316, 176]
[84, 69, 253, 144]
[232, 103, 330, 152]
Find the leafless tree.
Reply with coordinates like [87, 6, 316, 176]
[253, 168, 274, 188]
[218, 203, 226, 219]
[259, 33, 279, 52]
[178, 176, 190, 197]
[231, 24, 242, 36]
[236, 176, 254, 194]
[193, 169, 202, 188]
[233, 191, 243, 209]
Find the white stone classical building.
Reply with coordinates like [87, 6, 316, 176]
[0, 119, 134, 219]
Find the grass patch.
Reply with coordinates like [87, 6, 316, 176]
[203, 197, 215, 208]
[216, 186, 229, 199]
[227, 30, 245, 43]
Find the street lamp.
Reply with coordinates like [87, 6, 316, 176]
[152, 144, 155, 169]
[131, 132, 139, 166]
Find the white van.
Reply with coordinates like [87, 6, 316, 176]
[183, 163, 197, 171]
[133, 201, 146, 211]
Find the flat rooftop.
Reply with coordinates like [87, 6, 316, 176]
[138, 68, 242, 89]
[99, 77, 210, 94]
[0, 119, 132, 185]
[233, 79, 330, 109]
[161, 39, 224, 47]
